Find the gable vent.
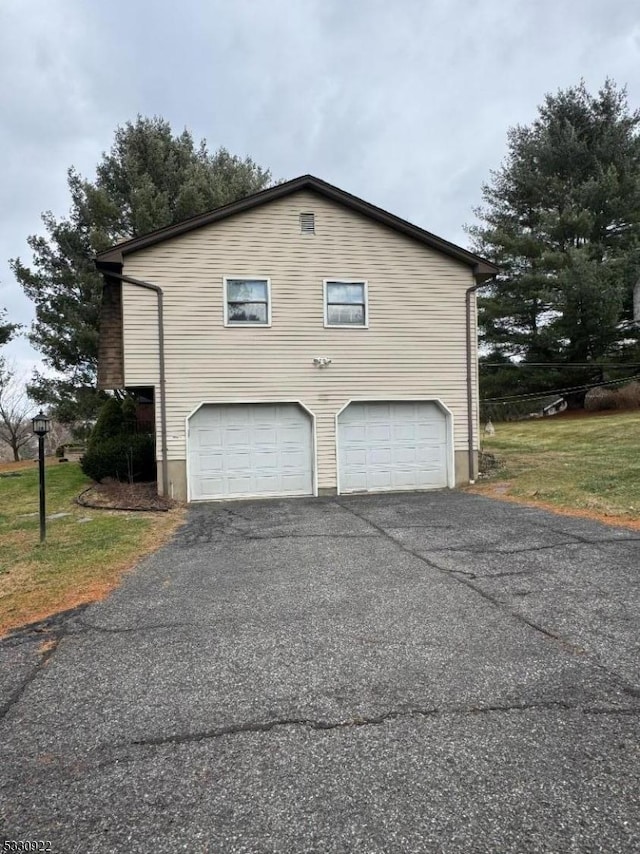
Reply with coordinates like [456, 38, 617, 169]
[300, 212, 315, 234]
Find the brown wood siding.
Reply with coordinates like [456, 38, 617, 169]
[120, 190, 478, 489]
[97, 279, 124, 389]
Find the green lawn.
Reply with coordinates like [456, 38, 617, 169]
[479, 411, 640, 520]
[0, 462, 183, 635]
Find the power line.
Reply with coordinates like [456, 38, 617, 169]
[482, 373, 640, 404]
[481, 363, 640, 369]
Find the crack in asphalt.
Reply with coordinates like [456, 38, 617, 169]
[368, 533, 640, 561]
[0, 605, 90, 648]
[101, 699, 640, 754]
[0, 636, 61, 722]
[4, 501, 639, 745]
[175, 506, 384, 545]
[0, 607, 93, 722]
[530, 518, 640, 545]
[179, 518, 639, 560]
[487, 567, 559, 580]
[334, 499, 571, 641]
[74, 619, 196, 636]
[428, 539, 582, 557]
[240, 533, 380, 541]
[1, 612, 193, 650]
[176, 532, 382, 545]
[333, 499, 640, 698]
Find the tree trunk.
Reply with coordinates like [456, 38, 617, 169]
[12, 444, 20, 462]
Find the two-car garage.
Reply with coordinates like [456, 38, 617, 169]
[187, 400, 452, 501]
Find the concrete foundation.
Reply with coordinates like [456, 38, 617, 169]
[454, 449, 478, 486]
[157, 460, 188, 501]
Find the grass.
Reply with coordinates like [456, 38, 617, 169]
[477, 411, 640, 523]
[0, 461, 184, 636]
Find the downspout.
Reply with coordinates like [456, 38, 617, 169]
[465, 275, 496, 483]
[104, 271, 169, 498]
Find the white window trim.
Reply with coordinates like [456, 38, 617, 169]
[223, 276, 272, 327]
[323, 279, 369, 329]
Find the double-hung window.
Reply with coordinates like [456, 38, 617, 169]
[224, 277, 271, 326]
[323, 280, 368, 327]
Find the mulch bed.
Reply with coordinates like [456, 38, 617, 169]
[77, 481, 176, 512]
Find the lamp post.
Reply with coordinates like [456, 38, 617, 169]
[32, 411, 51, 543]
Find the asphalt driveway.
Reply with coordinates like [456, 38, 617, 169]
[1, 491, 640, 853]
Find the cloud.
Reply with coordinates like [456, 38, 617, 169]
[1, 0, 639, 374]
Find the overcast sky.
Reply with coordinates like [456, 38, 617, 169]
[1, 0, 639, 377]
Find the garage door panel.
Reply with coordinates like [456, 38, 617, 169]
[197, 475, 226, 495]
[368, 404, 392, 421]
[341, 424, 366, 443]
[197, 452, 224, 473]
[227, 474, 254, 493]
[392, 446, 419, 465]
[189, 404, 313, 500]
[251, 450, 278, 469]
[416, 422, 445, 441]
[280, 426, 308, 443]
[393, 423, 418, 441]
[225, 427, 253, 446]
[368, 470, 393, 490]
[343, 448, 367, 467]
[253, 474, 280, 492]
[281, 473, 310, 492]
[281, 450, 308, 468]
[367, 424, 391, 442]
[253, 426, 278, 444]
[390, 469, 416, 490]
[257, 408, 279, 423]
[338, 401, 449, 494]
[344, 471, 368, 491]
[196, 427, 223, 447]
[369, 447, 393, 466]
[223, 448, 251, 469]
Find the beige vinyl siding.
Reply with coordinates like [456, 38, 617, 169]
[121, 190, 478, 490]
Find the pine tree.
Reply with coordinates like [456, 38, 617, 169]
[0, 307, 19, 354]
[469, 80, 640, 378]
[11, 116, 272, 421]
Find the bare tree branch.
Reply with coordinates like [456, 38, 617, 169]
[0, 366, 35, 461]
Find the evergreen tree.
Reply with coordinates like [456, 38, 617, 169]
[0, 307, 19, 355]
[11, 116, 272, 421]
[470, 80, 640, 382]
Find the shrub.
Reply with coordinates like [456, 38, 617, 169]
[90, 397, 125, 446]
[81, 434, 156, 483]
[479, 451, 501, 474]
[584, 387, 617, 411]
[613, 381, 640, 410]
[121, 396, 138, 434]
[584, 382, 640, 412]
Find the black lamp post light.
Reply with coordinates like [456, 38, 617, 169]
[32, 410, 51, 543]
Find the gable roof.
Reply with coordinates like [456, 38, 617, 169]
[95, 174, 498, 281]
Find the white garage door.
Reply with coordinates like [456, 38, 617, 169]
[188, 403, 313, 501]
[338, 401, 450, 494]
